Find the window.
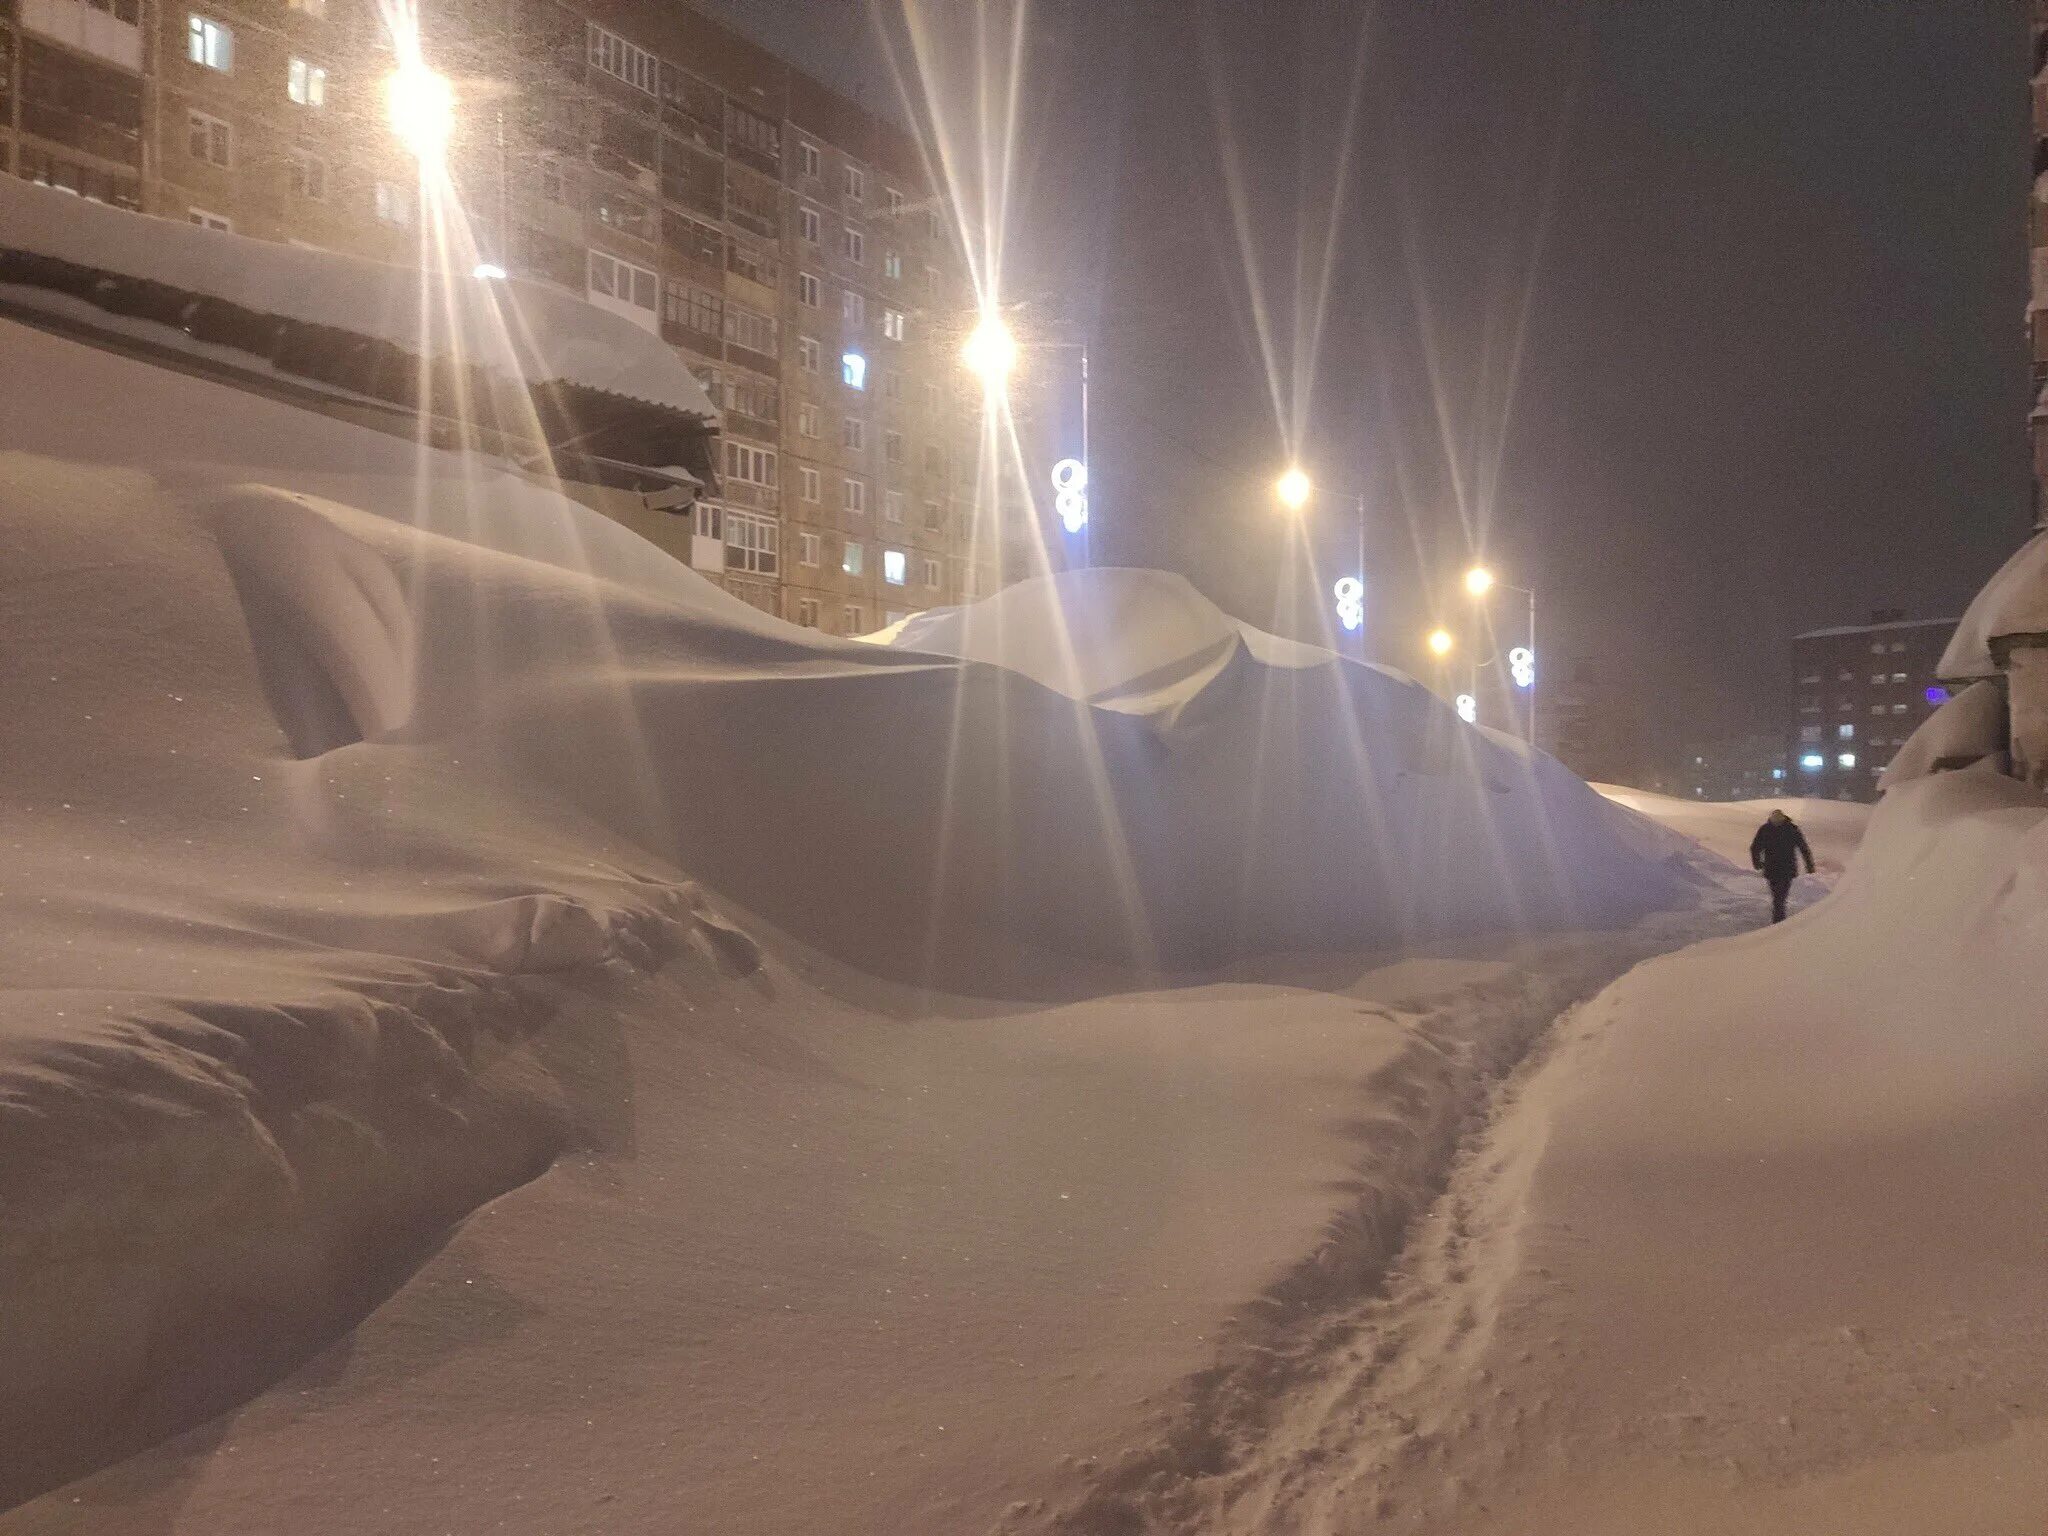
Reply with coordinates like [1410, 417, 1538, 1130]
[883, 371, 903, 402]
[842, 417, 865, 451]
[841, 227, 865, 264]
[1799, 673, 1822, 685]
[287, 57, 326, 106]
[723, 441, 778, 488]
[799, 271, 820, 307]
[1837, 724, 1855, 740]
[799, 140, 820, 178]
[799, 532, 821, 567]
[1799, 725, 1822, 744]
[923, 557, 942, 589]
[796, 597, 820, 628]
[588, 23, 656, 95]
[1837, 752, 1857, 769]
[883, 549, 907, 586]
[799, 404, 820, 439]
[595, 190, 653, 240]
[886, 187, 903, 214]
[662, 281, 721, 338]
[588, 250, 657, 309]
[798, 336, 821, 373]
[1799, 753, 1825, 772]
[800, 206, 820, 243]
[884, 250, 901, 280]
[188, 208, 232, 231]
[926, 208, 942, 240]
[724, 509, 779, 574]
[842, 540, 864, 575]
[1870, 642, 1886, 655]
[884, 490, 904, 523]
[1890, 641, 1907, 652]
[1871, 674, 1887, 687]
[923, 499, 942, 531]
[1891, 672, 1908, 683]
[374, 180, 412, 227]
[843, 164, 865, 201]
[841, 351, 867, 390]
[843, 479, 866, 515]
[726, 103, 779, 162]
[843, 604, 864, 632]
[884, 430, 904, 466]
[187, 110, 230, 166]
[723, 301, 777, 354]
[695, 503, 722, 542]
[1870, 704, 1886, 716]
[842, 289, 866, 327]
[882, 308, 906, 341]
[187, 14, 233, 70]
[1891, 703, 1908, 714]
[289, 148, 327, 200]
[799, 466, 821, 501]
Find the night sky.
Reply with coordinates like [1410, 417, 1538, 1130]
[707, 0, 2027, 764]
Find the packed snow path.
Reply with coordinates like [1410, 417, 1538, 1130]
[0, 901, 1739, 1536]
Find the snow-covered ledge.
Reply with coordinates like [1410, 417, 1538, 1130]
[1940, 529, 2048, 789]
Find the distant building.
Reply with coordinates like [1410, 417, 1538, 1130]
[1674, 734, 1786, 802]
[0, 0, 1064, 631]
[1790, 610, 1958, 801]
[2032, 0, 2048, 529]
[1541, 657, 1648, 788]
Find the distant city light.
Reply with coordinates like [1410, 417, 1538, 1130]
[1455, 693, 1477, 724]
[384, 60, 454, 165]
[961, 312, 1016, 386]
[1771, 767, 1787, 781]
[1426, 627, 1454, 658]
[842, 351, 867, 390]
[1464, 565, 1496, 598]
[1050, 457, 1089, 533]
[472, 262, 508, 280]
[1800, 753, 1825, 772]
[1332, 576, 1364, 633]
[1837, 752, 1857, 769]
[1924, 686, 1946, 706]
[1275, 466, 1312, 513]
[1508, 645, 1535, 690]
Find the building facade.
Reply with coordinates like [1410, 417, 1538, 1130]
[1, 0, 1015, 633]
[2033, 0, 2047, 530]
[1789, 612, 1958, 802]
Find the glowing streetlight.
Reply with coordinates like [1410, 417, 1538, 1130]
[961, 312, 1017, 387]
[1464, 565, 1496, 598]
[385, 60, 455, 165]
[1274, 466, 1312, 514]
[1426, 627, 1454, 658]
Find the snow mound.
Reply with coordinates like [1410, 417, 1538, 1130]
[1941, 528, 2048, 680]
[1881, 677, 2007, 790]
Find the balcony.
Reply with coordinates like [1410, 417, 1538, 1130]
[20, 0, 141, 71]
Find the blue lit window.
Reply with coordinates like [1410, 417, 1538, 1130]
[841, 351, 867, 389]
[1799, 753, 1825, 772]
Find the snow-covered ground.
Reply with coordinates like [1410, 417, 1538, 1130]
[4, 280, 2043, 1536]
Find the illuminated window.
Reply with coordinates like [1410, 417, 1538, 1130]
[883, 549, 907, 586]
[1837, 752, 1857, 769]
[187, 14, 233, 70]
[841, 352, 867, 389]
[1799, 753, 1824, 772]
[287, 57, 326, 106]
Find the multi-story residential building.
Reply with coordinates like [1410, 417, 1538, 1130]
[2032, 0, 2047, 529]
[1, 0, 1011, 632]
[1789, 611, 1958, 802]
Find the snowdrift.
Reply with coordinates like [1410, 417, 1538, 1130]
[0, 311, 1702, 1504]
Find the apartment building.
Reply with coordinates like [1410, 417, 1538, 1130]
[1, 0, 1010, 632]
[2033, 0, 2047, 529]
[1789, 612, 1958, 802]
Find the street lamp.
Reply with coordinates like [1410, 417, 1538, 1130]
[1426, 627, 1454, 658]
[1274, 466, 1312, 514]
[385, 59, 454, 165]
[961, 312, 1018, 389]
[1462, 563, 1538, 746]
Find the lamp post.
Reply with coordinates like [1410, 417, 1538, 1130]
[1464, 565, 1538, 746]
[1274, 466, 1369, 656]
[384, 59, 455, 167]
[962, 311, 1093, 562]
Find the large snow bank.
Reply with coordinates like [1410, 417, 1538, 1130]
[1940, 527, 2048, 680]
[1880, 676, 2007, 789]
[0, 175, 716, 421]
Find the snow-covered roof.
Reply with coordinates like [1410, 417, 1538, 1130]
[1942, 529, 2048, 679]
[0, 174, 718, 423]
[1793, 616, 1958, 642]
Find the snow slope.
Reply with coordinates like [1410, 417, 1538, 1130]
[0, 312, 1708, 1513]
[1593, 785, 1869, 879]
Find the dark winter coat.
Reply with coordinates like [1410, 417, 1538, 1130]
[1749, 819, 1815, 884]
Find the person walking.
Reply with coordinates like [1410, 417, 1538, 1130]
[1749, 808, 1816, 924]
